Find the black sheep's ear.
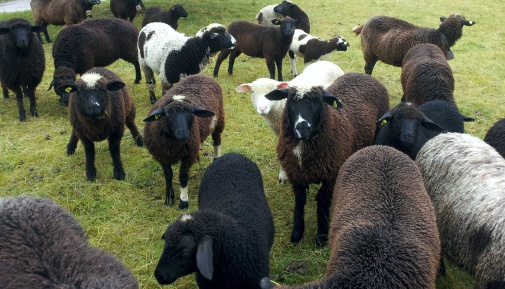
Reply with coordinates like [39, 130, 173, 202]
[461, 114, 475, 122]
[376, 111, 393, 126]
[421, 116, 445, 132]
[192, 106, 215, 118]
[196, 235, 214, 281]
[440, 16, 447, 22]
[31, 26, 46, 33]
[271, 19, 281, 26]
[47, 79, 56, 91]
[161, 233, 165, 240]
[265, 88, 288, 101]
[56, 84, 77, 96]
[462, 19, 476, 26]
[322, 91, 343, 109]
[106, 81, 125, 92]
[144, 107, 165, 122]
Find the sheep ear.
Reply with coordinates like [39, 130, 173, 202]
[421, 116, 445, 132]
[276, 82, 289, 89]
[376, 111, 393, 126]
[236, 83, 252, 93]
[47, 79, 56, 91]
[462, 20, 476, 26]
[196, 235, 214, 281]
[106, 81, 125, 92]
[440, 16, 447, 22]
[265, 89, 288, 101]
[56, 84, 77, 95]
[461, 114, 475, 122]
[144, 108, 165, 122]
[192, 106, 215, 118]
[322, 92, 343, 109]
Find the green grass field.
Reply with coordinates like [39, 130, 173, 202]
[0, 0, 504, 288]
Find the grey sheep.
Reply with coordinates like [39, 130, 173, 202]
[0, 195, 139, 288]
[110, 0, 142, 22]
[141, 4, 188, 29]
[57, 67, 143, 181]
[30, 0, 101, 43]
[0, 18, 46, 121]
[416, 132, 505, 289]
[352, 14, 475, 74]
[484, 118, 505, 158]
[143, 74, 225, 209]
[265, 72, 389, 246]
[154, 152, 275, 289]
[261, 145, 441, 289]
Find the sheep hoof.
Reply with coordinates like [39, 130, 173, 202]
[315, 234, 328, 248]
[18, 114, 26, 121]
[290, 229, 304, 244]
[135, 136, 144, 147]
[114, 171, 126, 180]
[86, 170, 97, 182]
[67, 144, 76, 155]
[179, 200, 189, 210]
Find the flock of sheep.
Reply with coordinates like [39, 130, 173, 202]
[0, 0, 504, 288]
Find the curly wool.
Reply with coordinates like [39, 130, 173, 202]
[484, 118, 505, 158]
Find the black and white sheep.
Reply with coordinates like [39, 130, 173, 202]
[401, 43, 455, 105]
[352, 14, 475, 74]
[110, 0, 142, 22]
[261, 145, 441, 289]
[236, 60, 344, 184]
[273, 1, 310, 33]
[143, 74, 225, 209]
[213, 18, 295, 81]
[484, 118, 505, 158]
[288, 29, 349, 76]
[154, 152, 275, 289]
[30, 0, 101, 43]
[265, 72, 389, 246]
[256, 4, 286, 26]
[0, 195, 139, 288]
[50, 17, 142, 106]
[141, 4, 188, 29]
[416, 132, 505, 289]
[374, 100, 474, 159]
[138, 22, 235, 104]
[57, 67, 143, 181]
[0, 18, 46, 121]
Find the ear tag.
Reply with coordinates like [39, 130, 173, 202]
[469, 21, 474, 25]
[65, 87, 72, 93]
[381, 119, 388, 126]
[245, 86, 251, 92]
[155, 114, 161, 120]
[332, 100, 340, 108]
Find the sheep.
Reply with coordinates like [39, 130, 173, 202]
[143, 74, 225, 209]
[374, 100, 474, 159]
[261, 145, 441, 289]
[0, 18, 46, 121]
[138, 22, 236, 104]
[50, 17, 142, 106]
[236, 60, 344, 184]
[352, 14, 475, 75]
[0, 195, 139, 288]
[256, 4, 286, 26]
[154, 152, 275, 289]
[484, 118, 505, 158]
[141, 4, 188, 29]
[416, 132, 505, 289]
[273, 1, 310, 33]
[401, 43, 455, 105]
[56, 67, 143, 181]
[110, 0, 142, 22]
[213, 18, 295, 81]
[264, 72, 389, 246]
[30, 0, 101, 44]
[288, 29, 349, 76]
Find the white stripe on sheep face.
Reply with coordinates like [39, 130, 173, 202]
[81, 72, 103, 89]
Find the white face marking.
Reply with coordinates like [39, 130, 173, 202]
[180, 186, 188, 202]
[180, 213, 192, 222]
[294, 114, 310, 139]
[173, 95, 186, 101]
[80, 72, 102, 89]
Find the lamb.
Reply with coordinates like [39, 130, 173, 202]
[352, 14, 475, 74]
[138, 22, 236, 104]
[154, 152, 275, 289]
[110, 0, 142, 22]
[256, 4, 286, 26]
[288, 29, 349, 76]
[484, 118, 505, 158]
[30, 0, 101, 43]
[273, 1, 310, 33]
[141, 4, 188, 29]
[0, 195, 139, 288]
[264, 72, 389, 246]
[260, 145, 441, 289]
[236, 60, 345, 184]
[0, 18, 46, 121]
[143, 75, 225, 209]
[374, 100, 474, 159]
[50, 18, 142, 106]
[56, 67, 143, 181]
[401, 43, 455, 105]
[416, 132, 505, 289]
[213, 18, 295, 81]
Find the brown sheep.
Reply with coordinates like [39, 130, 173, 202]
[110, 0, 142, 22]
[141, 4, 188, 29]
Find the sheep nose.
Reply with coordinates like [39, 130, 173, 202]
[17, 40, 28, 49]
[402, 133, 415, 145]
[86, 101, 101, 117]
[154, 270, 168, 285]
[295, 122, 311, 140]
[258, 106, 269, 115]
[175, 130, 190, 140]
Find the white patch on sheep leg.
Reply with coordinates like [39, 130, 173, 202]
[293, 142, 303, 168]
[209, 116, 217, 131]
[290, 57, 298, 76]
[213, 145, 221, 158]
[180, 186, 188, 202]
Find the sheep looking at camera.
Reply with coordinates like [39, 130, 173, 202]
[0, 195, 139, 288]
[484, 118, 505, 158]
[142, 4, 188, 29]
[110, 0, 142, 22]
[352, 14, 475, 74]
[416, 132, 505, 289]
[154, 152, 274, 289]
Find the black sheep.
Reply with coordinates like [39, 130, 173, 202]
[273, 0, 310, 33]
[0, 18, 46, 121]
[141, 4, 188, 29]
[484, 118, 505, 158]
[110, 0, 142, 22]
[154, 152, 275, 289]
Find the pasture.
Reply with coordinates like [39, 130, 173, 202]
[0, 0, 503, 288]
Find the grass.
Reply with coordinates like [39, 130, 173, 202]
[0, 0, 503, 288]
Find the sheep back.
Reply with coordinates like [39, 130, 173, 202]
[416, 132, 505, 289]
[30, 0, 100, 26]
[141, 4, 188, 29]
[0, 195, 138, 288]
[110, 0, 141, 22]
[484, 118, 505, 158]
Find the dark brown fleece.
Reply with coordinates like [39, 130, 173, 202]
[484, 118, 505, 158]
[141, 4, 187, 29]
[110, 0, 141, 22]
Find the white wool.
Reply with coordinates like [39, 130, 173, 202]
[80, 72, 102, 89]
[180, 213, 192, 222]
[195, 23, 226, 37]
[180, 186, 188, 202]
[255, 5, 286, 26]
[172, 95, 186, 101]
[289, 61, 344, 98]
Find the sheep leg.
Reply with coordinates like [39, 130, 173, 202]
[24, 87, 38, 118]
[126, 114, 144, 147]
[265, 57, 277, 81]
[161, 164, 175, 207]
[2, 83, 9, 99]
[213, 49, 232, 77]
[227, 50, 242, 75]
[41, 22, 51, 43]
[291, 184, 308, 243]
[275, 57, 284, 81]
[80, 137, 97, 181]
[148, 80, 157, 104]
[13, 87, 26, 121]
[161, 82, 173, 96]
[178, 157, 191, 210]
[211, 131, 222, 159]
[133, 62, 142, 84]
[67, 129, 79, 155]
[315, 180, 333, 247]
[278, 166, 288, 184]
[108, 132, 125, 180]
[143, 67, 157, 104]
[364, 55, 378, 75]
[289, 50, 298, 76]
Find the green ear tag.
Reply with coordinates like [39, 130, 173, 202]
[65, 87, 72, 93]
[381, 119, 388, 126]
[333, 100, 338, 107]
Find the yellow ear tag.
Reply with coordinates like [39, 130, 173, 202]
[244, 86, 251, 92]
[65, 87, 72, 93]
[469, 21, 474, 24]
[381, 119, 388, 126]
[271, 280, 280, 286]
[155, 114, 161, 120]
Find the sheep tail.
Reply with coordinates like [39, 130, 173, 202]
[352, 25, 362, 35]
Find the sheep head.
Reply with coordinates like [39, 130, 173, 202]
[0, 19, 45, 50]
[50, 66, 78, 106]
[202, 24, 236, 53]
[236, 78, 288, 115]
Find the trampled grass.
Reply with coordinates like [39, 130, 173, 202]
[0, 0, 503, 288]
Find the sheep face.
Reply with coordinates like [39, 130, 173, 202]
[144, 96, 215, 141]
[333, 36, 350, 51]
[273, 1, 296, 16]
[172, 4, 188, 18]
[236, 79, 288, 115]
[203, 26, 236, 53]
[0, 20, 44, 50]
[271, 18, 296, 43]
[265, 86, 343, 140]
